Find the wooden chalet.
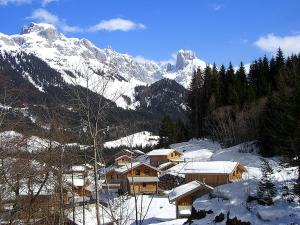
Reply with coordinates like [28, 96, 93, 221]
[169, 181, 213, 218]
[114, 149, 144, 159]
[105, 162, 161, 194]
[147, 149, 183, 167]
[180, 161, 247, 187]
[63, 166, 92, 196]
[115, 155, 133, 166]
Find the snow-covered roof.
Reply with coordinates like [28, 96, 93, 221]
[115, 154, 133, 161]
[114, 162, 160, 174]
[71, 165, 86, 172]
[127, 176, 159, 183]
[168, 181, 213, 202]
[114, 162, 141, 173]
[133, 149, 145, 155]
[147, 148, 180, 156]
[158, 162, 175, 170]
[180, 161, 244, 174]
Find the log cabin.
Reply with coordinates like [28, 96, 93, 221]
[105, 162, 161, 194]
[180, 161, 247, 187]
[168, 181, 213, 218]
[147, 149, 183, 167]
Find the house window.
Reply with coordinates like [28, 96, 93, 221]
[144, 168, 149, 174]
[142, 183, 146, 187]
[135, 169, 141, 176]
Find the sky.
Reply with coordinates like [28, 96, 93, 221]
[0, 0, 300, 66]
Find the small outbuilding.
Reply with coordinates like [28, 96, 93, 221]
[168, 180, 213, 218]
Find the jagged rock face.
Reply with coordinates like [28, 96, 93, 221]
[0, 23, 207, 109]
[176, 50, 196, 70]
[20, 23, 61, 42]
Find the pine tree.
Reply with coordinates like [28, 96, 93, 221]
[226, 62, 238, 105]
[257, 159, 277, 203]
[187, 69, 204, 137]
[158, 116, 175, 147]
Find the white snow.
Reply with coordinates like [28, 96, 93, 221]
[0, 23, 209, 110]
[104, 131, 159, 148]
[169, 181, 212, 202]
[179, 161, 241, 174]
[147, 148, 177, 156]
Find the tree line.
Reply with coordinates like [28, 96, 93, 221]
[158, 49, 300, 181]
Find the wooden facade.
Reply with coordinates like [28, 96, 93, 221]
[148, 150, 183, 167]
[169, 181, 213, 218]
[185, 163, 246, 187]
[174, 189, 208, 218]
[105, 163, 160, 194]
[115, 155, 133, 166]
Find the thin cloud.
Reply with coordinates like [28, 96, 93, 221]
[213, 4, 224, 11]
[41, 0, 58, 7]
[159, 53, 177, 65]
[28, 8, 59, 24]
[255, 33, 300, 55]
[89, 18, 146, 32]
[0, 0, 31, 6]
[27, 8, 82, 33]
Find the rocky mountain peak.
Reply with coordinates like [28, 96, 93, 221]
[20, 23, 61, 41]
[176, 49, 197, 70]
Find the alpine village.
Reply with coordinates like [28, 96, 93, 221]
[0, 1, 299, 225]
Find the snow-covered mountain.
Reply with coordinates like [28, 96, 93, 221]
[0, 23, 206, 109]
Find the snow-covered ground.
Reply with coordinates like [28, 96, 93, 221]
[104, 131, 159, 148]
[166, 139, 300, 224]
[0, 130, 89, 153]
[67, 195, 176, 225]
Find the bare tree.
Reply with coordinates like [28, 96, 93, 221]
[69, 63, 126, 225]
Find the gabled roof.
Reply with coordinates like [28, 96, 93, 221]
[115, 154, 133, 161]
[147, 148, 182, 156]
[168, 180, 213, 202]
[180, 161, 246, 174]
[115, 162, 161, 174]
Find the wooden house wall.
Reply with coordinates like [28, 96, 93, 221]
[185, 174, 229, 187]
[176, 188, 208, 206]
[129, 182, 158, 194]
[121, 164, 158, 178]
[115, 156, 132, 165]
[149, 151, 182, 166]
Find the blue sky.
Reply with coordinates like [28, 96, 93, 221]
[1, 0, 300, 66]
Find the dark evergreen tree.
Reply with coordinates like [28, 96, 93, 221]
[257, 159, 277, 203]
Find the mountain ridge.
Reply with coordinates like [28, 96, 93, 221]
[0, 22, 206, 109]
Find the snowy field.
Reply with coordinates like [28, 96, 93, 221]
[67, 195, 176, 225]
[104, 131, 159, 148]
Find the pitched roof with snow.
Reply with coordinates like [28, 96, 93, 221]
[180, 161, 244, 174]
[158, 162, 175, 170]
[168, 180, 213, 202]
[115, 154, 133, 161]
[115, 162, 161, 174]
[147, 148, 181, 156]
